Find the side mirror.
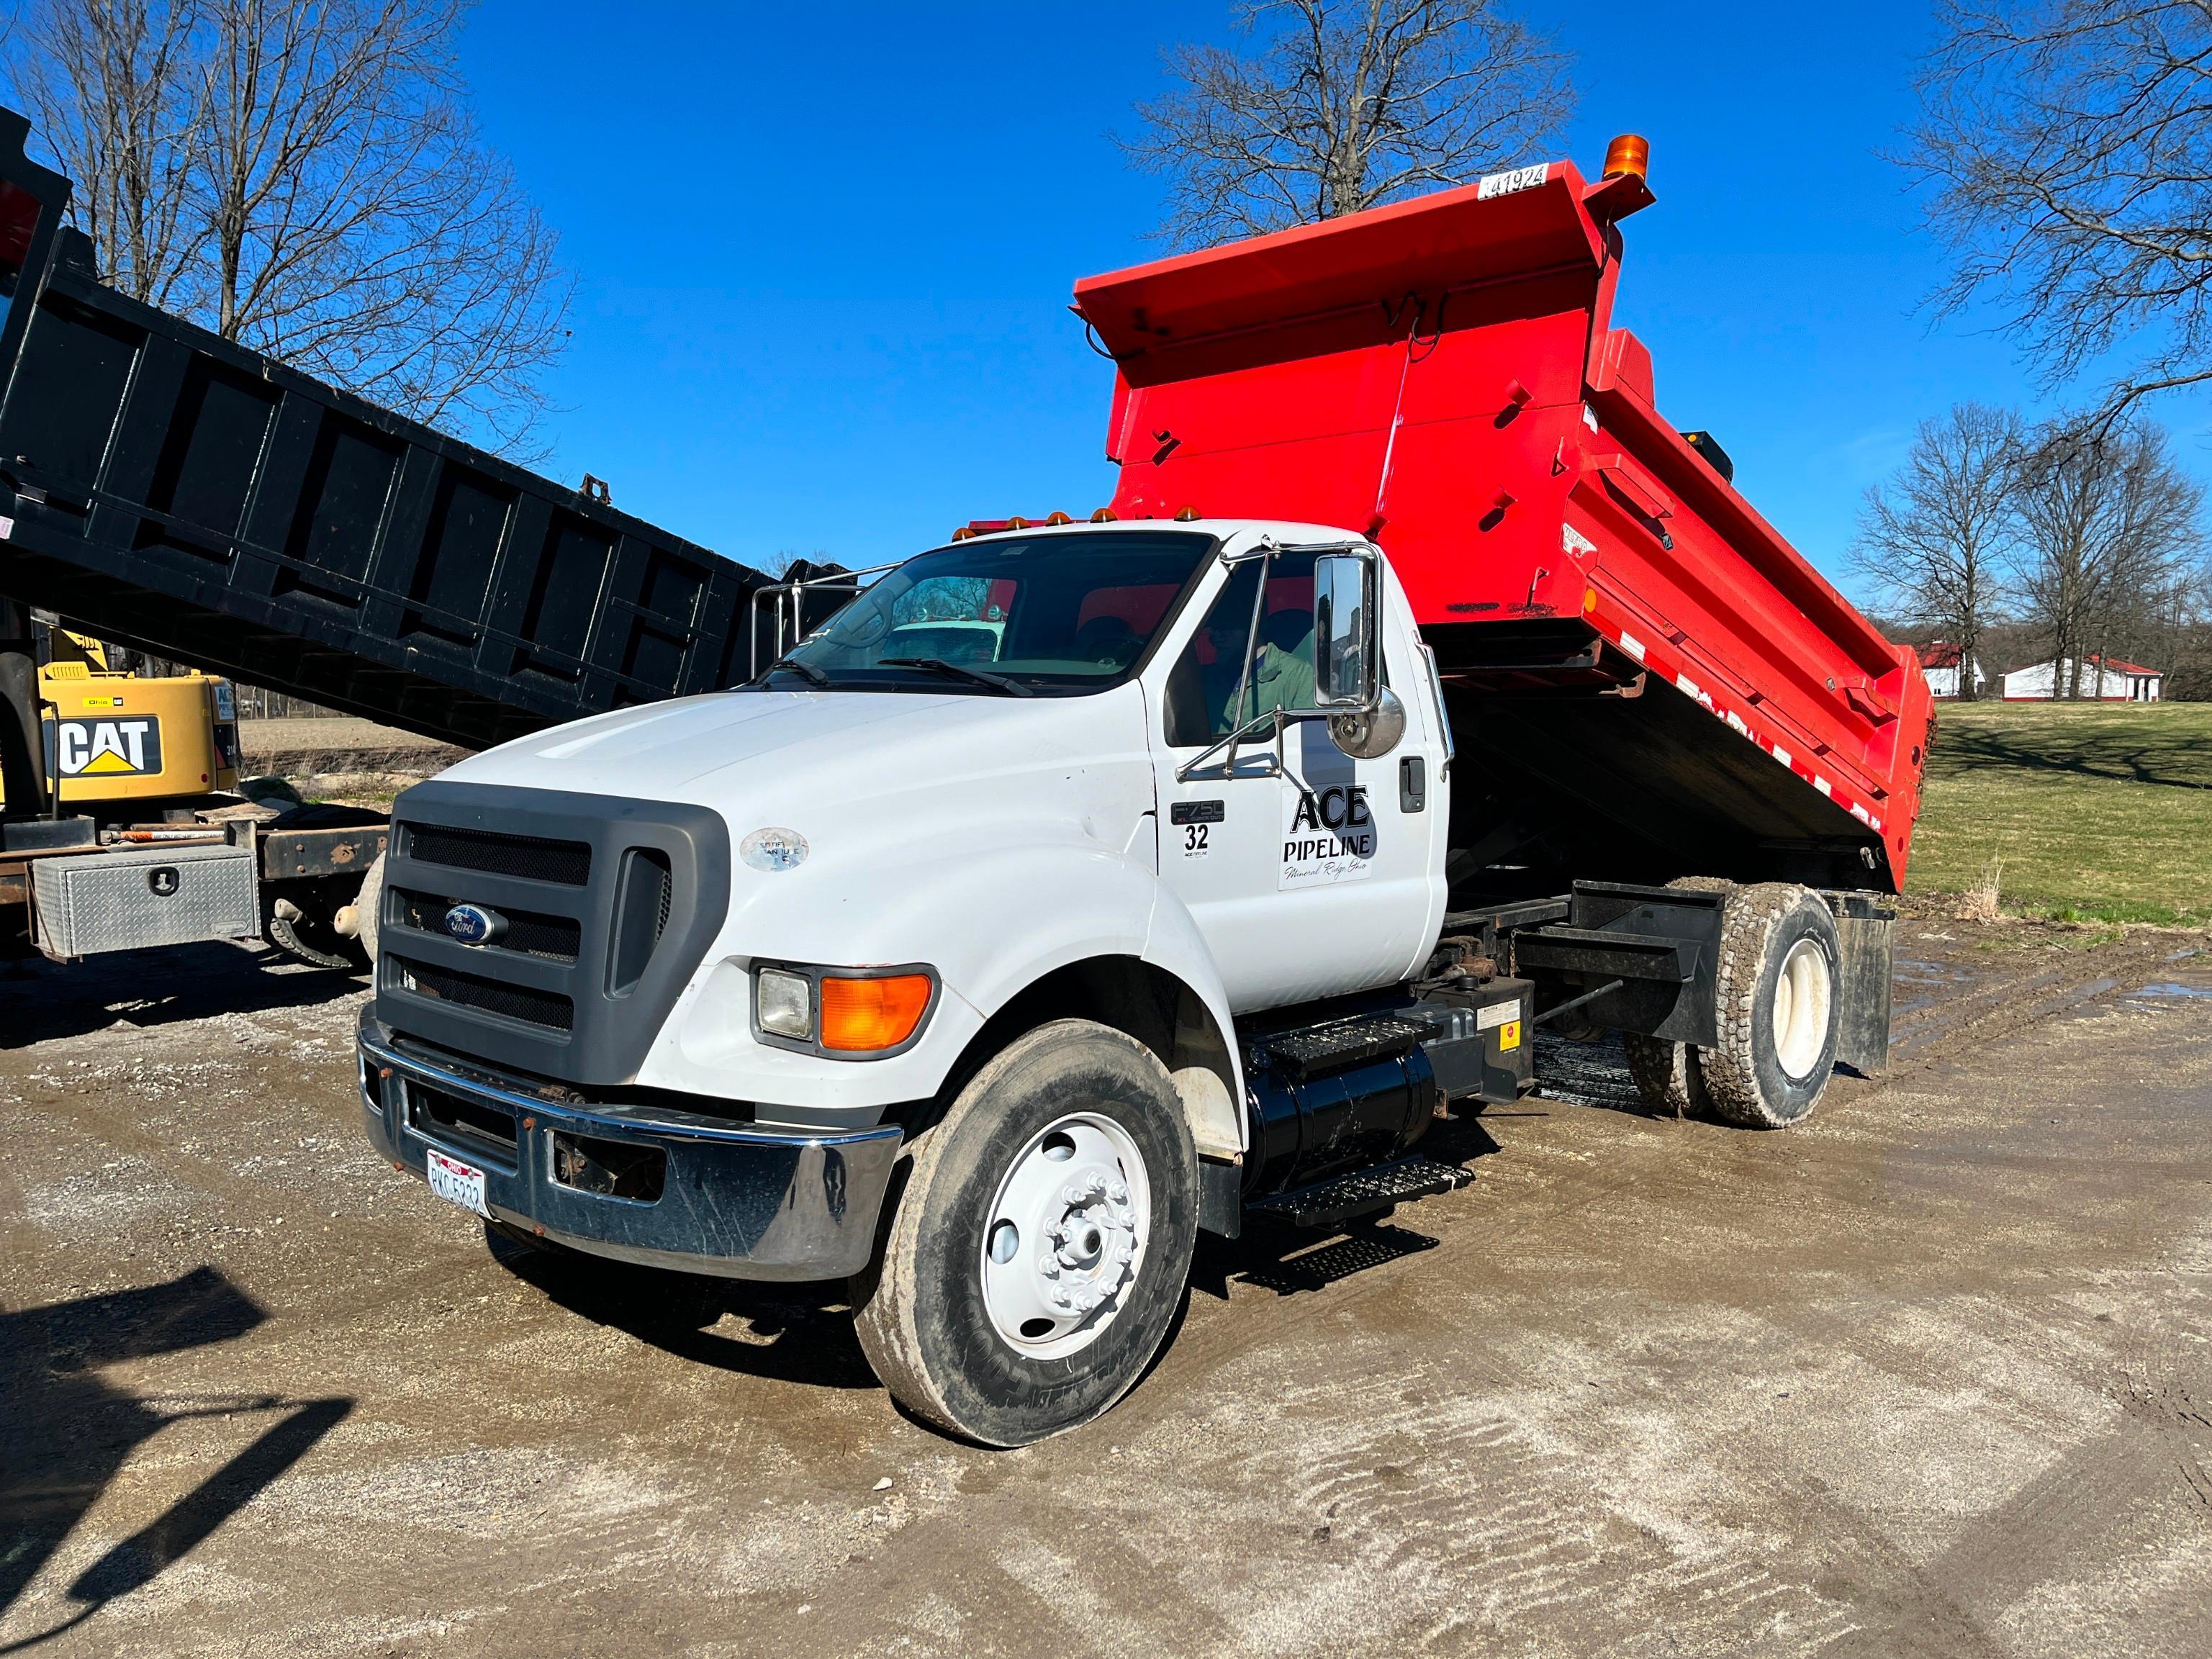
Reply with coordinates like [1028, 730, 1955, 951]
[1329, 685, 1407, 760]
[1312, 553, 1377, 708]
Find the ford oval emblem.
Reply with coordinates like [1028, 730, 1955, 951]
[442, 903, 505, 946]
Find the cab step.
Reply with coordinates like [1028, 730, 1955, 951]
[1256, 1011, 1428, 1082]
[1249, 1154, 1473, 1229]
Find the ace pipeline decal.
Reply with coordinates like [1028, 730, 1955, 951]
[1281, 782, 1375, 890]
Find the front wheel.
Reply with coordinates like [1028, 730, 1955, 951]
[851, 1019, 1198, 1446]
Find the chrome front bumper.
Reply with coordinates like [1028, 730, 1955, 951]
[357, 1011, 902, 1282]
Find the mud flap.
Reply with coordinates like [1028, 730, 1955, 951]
[1198, 1154, 1242, 1239]
[1830, 894, 1895, 1074]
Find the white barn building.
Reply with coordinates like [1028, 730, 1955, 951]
[2000, 656, 2163, 702]
[1915, 643, 1987, 700]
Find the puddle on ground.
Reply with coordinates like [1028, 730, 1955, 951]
[1890, 959, 1979, 1023]
[2126, 982, 2212, 1002]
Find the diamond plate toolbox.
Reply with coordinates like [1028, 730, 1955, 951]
[33, 841, 259, 957]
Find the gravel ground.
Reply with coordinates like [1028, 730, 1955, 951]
[1, 921, 2208, 1658]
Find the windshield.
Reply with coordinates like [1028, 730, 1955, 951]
[754, 530, 1216, 695]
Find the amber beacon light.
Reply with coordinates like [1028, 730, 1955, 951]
[1602, 134, 1651, 181]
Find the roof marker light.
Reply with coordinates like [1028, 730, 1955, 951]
[1603, 135, 1650, 182]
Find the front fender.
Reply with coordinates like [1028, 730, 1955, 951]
[644, 826, 1175, 1121]
[1139, 883, 1247, 1154]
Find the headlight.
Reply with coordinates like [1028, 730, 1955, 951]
[755, 967, 813, 1039]
[751, 962, 938, 1057]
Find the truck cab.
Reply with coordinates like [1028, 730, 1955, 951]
[360, 515, 1882, 1445]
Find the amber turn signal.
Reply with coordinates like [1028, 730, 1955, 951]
[1602, 134, 1650, 181]
[819, 973, 934, 1052]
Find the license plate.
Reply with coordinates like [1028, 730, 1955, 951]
[425, 1148, 488, 1217]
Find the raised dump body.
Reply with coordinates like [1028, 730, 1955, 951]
[1075, 152, 1932, 898]
[0, 112, 796, 757]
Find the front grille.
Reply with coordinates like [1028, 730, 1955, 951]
[381, 783, 730, 1085]
[609, 849, 673, 994]
[393, 954, 574, 1032]
[405, 822, 592, 885]
[392, 886, 582, 962]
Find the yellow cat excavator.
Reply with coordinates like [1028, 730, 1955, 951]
[0, 625, 241, 815]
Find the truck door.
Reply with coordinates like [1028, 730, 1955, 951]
[1150, 551, 1447, 1012]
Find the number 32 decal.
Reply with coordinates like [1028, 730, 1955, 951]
[1183, 823, 1210, 856]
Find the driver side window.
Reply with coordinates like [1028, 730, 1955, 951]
[1162, 553, 1317, 747]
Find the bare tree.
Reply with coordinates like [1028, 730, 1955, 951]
[1910, 1, 2212, 426]
[3, 0, 568, 452]
[6, 0, 206, 310]
[1854, 402, 2022, 700]
[2011, 419, 2204, 695]
[1123, 0, 1574, 248]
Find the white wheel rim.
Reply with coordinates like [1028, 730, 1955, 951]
[980, 1112, 1152, 1361]
[1771, 937, 1833, 1081]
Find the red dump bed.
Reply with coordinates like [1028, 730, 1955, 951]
[1075, 158, 1931, 893]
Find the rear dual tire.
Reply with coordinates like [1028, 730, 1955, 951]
[1622, 1029, 1712, 1118]
[1699, 884, 1841, 1128]
[1624, 882, 1841, 1129]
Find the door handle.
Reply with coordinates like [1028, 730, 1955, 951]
[1400, 755, 1426, 813]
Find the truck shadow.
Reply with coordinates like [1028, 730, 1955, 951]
[484, 1229, 877, 1389]
[0, 944, 363, 1049]
[0, 1267, 352, 1650]
[1529, 1029, 1662, 1118]
[1209, 1219, 1445, 1298]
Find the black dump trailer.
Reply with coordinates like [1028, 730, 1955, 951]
[0, 122, 796, 753]
[0, 108, 847, 960]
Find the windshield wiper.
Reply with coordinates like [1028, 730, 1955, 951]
[878, 656, 1034, 697]
[758, 655, 831, 688]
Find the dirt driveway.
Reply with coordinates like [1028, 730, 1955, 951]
[3, 921, 2209, 1658]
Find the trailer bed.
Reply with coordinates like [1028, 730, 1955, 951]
[0, 116, 787, 754]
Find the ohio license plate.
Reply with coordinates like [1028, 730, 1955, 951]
[425, 1148, 488, 1216]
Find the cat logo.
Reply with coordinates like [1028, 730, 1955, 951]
[54, 717, 163, 778]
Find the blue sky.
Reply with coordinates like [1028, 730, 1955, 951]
[456, 1, 2212, 605]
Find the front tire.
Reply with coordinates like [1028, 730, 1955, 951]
[851, 1019, 1198, 1446]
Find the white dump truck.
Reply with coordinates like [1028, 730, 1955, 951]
[356, 150, 1926, 1444]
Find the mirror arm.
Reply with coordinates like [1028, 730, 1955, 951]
[1224, 549, 1273, 761]
[1175, 705, 1291, 782]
